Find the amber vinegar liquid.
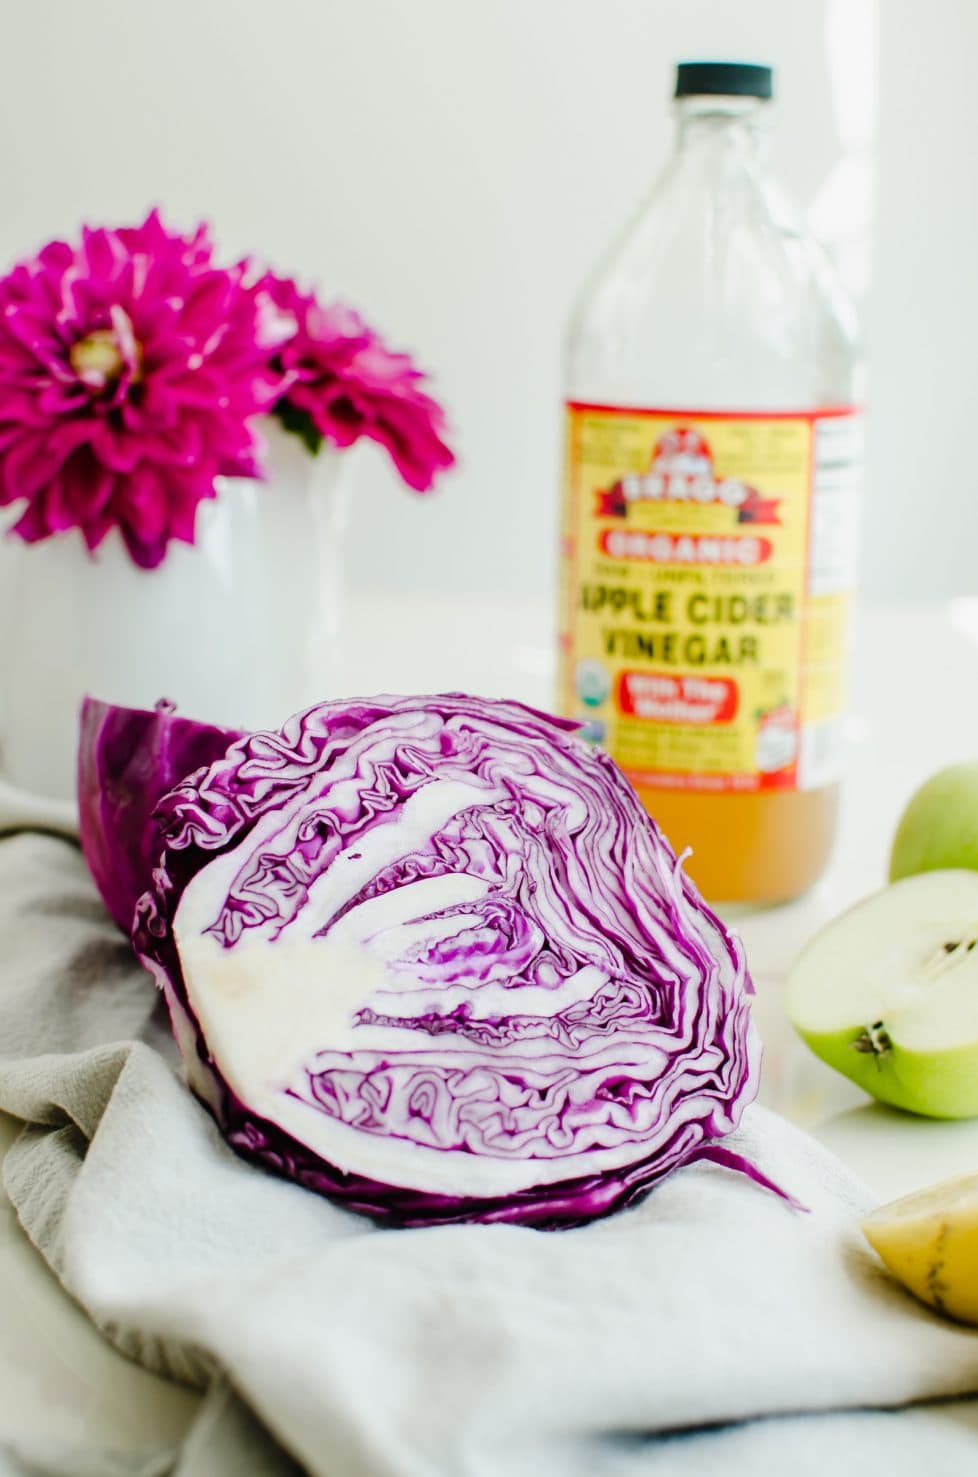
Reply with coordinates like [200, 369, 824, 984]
[640, 784, 840, 903]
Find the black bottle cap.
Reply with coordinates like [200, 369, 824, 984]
[674, 62, 773, 100]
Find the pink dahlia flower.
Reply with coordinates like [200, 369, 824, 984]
[0, 210, 286, 568]
[265, 276, 455, 491]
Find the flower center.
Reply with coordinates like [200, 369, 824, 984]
[69, 329, 125, 383]
[69, 315, 142, 392]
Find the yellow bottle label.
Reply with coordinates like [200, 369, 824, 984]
[559, 403, 861, 793]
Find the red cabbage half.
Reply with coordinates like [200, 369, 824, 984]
[78, 697, 244, 935]
[134, 694, 771, 1228]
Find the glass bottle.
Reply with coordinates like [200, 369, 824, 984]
[559, 61, 862, 903]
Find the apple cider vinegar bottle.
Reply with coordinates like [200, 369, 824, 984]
[559, 61, 863, 903]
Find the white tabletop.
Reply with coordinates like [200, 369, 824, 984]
[3, 594, 978, 1457]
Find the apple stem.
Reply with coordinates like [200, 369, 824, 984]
[852, 1020, 892, 1061]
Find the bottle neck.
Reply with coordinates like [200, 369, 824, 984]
[674, 95, 771, 168]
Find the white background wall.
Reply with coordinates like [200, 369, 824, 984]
[0, 0, 974, 605]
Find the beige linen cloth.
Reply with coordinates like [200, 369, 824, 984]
[2, 788, 978, 1476]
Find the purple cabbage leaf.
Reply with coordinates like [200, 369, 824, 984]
[78, 696, 244, 935]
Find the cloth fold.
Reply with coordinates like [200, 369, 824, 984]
[2, 821, 978, 1476]
[0, 1379, 298, 1477]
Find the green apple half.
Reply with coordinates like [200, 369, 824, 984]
[786, 870, 978, 1118]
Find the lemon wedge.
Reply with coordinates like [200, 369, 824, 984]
[862, 1174, 978, 1325]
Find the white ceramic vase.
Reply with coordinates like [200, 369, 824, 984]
[0, 422, 349, 802]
